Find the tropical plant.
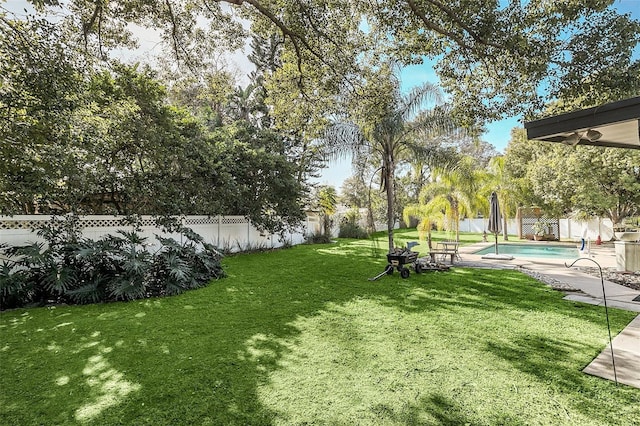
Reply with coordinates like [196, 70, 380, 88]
[487, 155, 520, 241]
[227, 84, 259, 122]
[402, 203, 446, 250]
[315, 185, 337, 237]
[410, 156, 488, 242]
[323, 67, 460, 251]
[0, 216, 224, 310]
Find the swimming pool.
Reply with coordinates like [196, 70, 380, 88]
[474, 243, 579, 258]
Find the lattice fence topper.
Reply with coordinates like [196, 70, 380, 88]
[0, 215, 260, 232]
[184, 217, 218, 225]
[517, 207, 560, 239]
[2, 216, 158, 230]
[221, 217, 249, 225]
[1, 214, 318, 254]
[0, 220, 43, 230]
[79, 218, 157, 227]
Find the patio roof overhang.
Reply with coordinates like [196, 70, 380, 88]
[524, 96, 640, 150]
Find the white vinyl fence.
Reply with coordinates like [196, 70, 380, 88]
[0, 214, 616, 253]
[458, 217, 615, 241]
[458, 218, 519, 235]
[0, 215, 322, 253]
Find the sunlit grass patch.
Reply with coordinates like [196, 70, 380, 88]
[1, 239, 638, 425]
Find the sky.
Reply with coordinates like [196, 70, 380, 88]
[399, 59, 521, 154]
[313, 0, 640, 190]
[3, 0, 639, 190]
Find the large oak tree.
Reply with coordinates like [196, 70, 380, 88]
[16, 0, 635, 119]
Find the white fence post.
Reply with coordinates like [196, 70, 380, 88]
[217, 215, 221, 248]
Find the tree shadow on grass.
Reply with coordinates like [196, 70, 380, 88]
[2, 242, 637, 425]
[114, 244, 636, 424]
[369, 393, 476, 425]
[485, 334, 640, 424]
[364, 262, 632, 331]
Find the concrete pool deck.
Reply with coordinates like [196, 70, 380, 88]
[454, 241, 640, 389]
[456, 241, 640, 312]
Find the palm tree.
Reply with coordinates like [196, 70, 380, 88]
[228, 84, 258, 122]
[488, 156, 519, 240]
[316, 185, 337, 237]
[403, 202, 446, 250]
[414, 156, 488, 242]
[323, 72, 459, 252]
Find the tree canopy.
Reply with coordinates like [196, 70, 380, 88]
[502, 127, 640, 226]
[0, 13, 306, 232]
[2, 0, 639, 237]
[5, 1, 637, 128]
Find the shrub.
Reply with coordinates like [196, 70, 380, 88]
[338, 209, 369, 239]
[151, 227, 224, 296]
[338, 222, 369, 239]
[0, 216, 224, 310]
[305, 231, 332, 244]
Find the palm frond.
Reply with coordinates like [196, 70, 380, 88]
[411, 104, 463, 139]
[403, 203, 423, 228]
[322, 121, 366, 161]
[405, 142, 460, 172]
[403, 202, 446, 242]
[400, 82, 443, 121]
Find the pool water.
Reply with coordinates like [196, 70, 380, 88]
[474, 243, 579, 258]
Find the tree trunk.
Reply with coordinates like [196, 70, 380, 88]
[362, 174, 376, 233]
[608, 208, 621, 227]
[452, 201, 460, 242]
[502, 214, 509, 241]
[296, 139, 309, 183]
[385, 157, 395, 253]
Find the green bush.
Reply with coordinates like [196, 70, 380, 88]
[305, 231, 332, 244]
[0, 217, 224, 310]
[338, 222, 369, 239]
[338, 209, 369, 239]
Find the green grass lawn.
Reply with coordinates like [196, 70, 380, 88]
[1, 234, 639, 425]
[353, 229, 487, 263]
[373, 229, 488, 253]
